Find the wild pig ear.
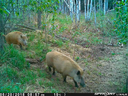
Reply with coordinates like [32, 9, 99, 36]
[77, 70, 80, 75]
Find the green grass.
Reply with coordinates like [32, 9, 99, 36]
[54, 39, 63, 47]
[0, 82, 25, 93]
[1, 45, 29, 70]
[19, 69, 37, 84]
[0, 43, 60, 93]
[44, 87, 61, 93]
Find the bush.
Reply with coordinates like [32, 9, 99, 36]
[114, 1, 128, 44]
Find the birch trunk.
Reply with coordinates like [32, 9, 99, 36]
[84, 0, 87, 20]
[89, 0, 93, 19]
[104, 0, 106, 15]
[104, 0, 108, 15]
[76, 0, 80, 23]
[94, 0, 96, 25]
[87, 0, 89, 20]
[75, 0, 77, 23]
[70, 0, 73, 22]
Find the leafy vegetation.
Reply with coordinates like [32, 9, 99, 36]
[114, 0, 128, 44]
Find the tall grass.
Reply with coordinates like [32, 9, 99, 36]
[1, 45, 29, 70]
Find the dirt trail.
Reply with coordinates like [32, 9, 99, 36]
[80, 46, 128, 93]
[96, 47, 128, 93]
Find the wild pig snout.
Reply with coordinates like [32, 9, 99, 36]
[22, 39, 27, 46]
[80, 77, 85, 87]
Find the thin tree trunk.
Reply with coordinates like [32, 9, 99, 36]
[104, 0, 106, 15]
[99, 0, 100, 10]
[64, 0, 66, 14]
[101, 0, 103, 11]
[104, 0, 108, 15]
[76, 0, 80, 22]
[84, 0, 87, 21]
[0, 5, 5, 52]
[89, 0, 93, 19]
[38, 10, 41, 29]
[79, 0, 81, 22]
[106, 0, 108, 13]
[87, 0, 89, 20]
[70, 0, 73, 22]
[59, 0, 61, 12]
[75, 0, 77, 24]
[62, 1, 64, 13]
[99, 0, 103, 11]
[94, 0, 96, 26]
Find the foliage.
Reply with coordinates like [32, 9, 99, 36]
[114, 0, 128, 44]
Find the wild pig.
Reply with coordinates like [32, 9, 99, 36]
[4, 31, 27, 49]
[46, 51, 85, 87]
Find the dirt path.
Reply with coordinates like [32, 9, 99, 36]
[80, 46, 128, 93]
[97, 47, 128, 93]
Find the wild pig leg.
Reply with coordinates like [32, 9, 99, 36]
[52, 68, 55, 75]
[63, 75, 67, 82]
[73, 79, 78, 87]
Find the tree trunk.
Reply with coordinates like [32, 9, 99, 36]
[59, 0, 62, 12]
[87, 0, 89, 20]
[104, 0, 108, 15]
[106, 0, 108, 12]
[0, 6, 5, 52]
[70, 0, 73, 22]
[101, 0, 103, 11]
[104, 0, 106, 15]
[38, 10, 41, 29]
[75, 0, 77, 23]
[89, 0, 93, 19]
[94, 0, 96, 25]
[99, 0, 103, 11]
[84, 0, 87, 21]
[76, 0, 80, 23]
[62, 1, 64, 13]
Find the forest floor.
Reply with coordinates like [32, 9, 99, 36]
[1, 14, 128, 93]
[23, 26, 128, 93]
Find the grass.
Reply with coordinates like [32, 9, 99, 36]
[1, 45, 29, 70]
[0, 43, 60, 92]
[0, 82, 25, 93]
[54, 39, 63, 47]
